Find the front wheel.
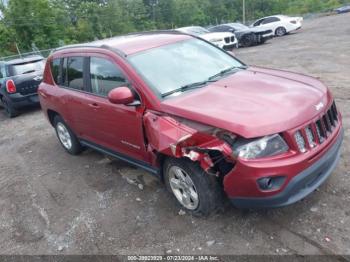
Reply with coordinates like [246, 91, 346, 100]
[164, 158, 223, 216]
[275, 27, 287, 37]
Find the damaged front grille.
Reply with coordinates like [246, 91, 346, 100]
[294, 101, 339, 153]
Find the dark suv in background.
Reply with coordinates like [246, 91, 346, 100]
[0, 55, 45, 118]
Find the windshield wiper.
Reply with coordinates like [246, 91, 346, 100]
[161, 79, 216, 98]
[208, 66, 247, 81]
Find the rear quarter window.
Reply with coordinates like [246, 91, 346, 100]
[50, 58, 61, 85]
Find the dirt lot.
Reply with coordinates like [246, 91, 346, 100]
[0, 13, 349, 256]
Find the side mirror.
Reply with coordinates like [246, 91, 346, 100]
[108, 87, 135, 105]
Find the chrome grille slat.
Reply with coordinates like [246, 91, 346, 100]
[294, 101, 338, 152]
[305, 126, 316, 148]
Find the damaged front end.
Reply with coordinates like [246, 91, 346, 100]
[143, 111, 236, 177]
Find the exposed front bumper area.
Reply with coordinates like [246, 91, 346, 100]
[222, 43, 238, 50]
[230, 128, 344, 208]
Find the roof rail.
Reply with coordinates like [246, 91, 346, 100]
[51, 30, 189, 58]
[53, 44, 127, 58]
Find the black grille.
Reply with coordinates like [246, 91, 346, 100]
[294, 101, 339, 152]
[224, 37, 230, 44]
[230, 36, 235, 42]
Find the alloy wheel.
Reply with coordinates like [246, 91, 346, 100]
[57, 123, 72, 150]
[168, 166, 199, 210]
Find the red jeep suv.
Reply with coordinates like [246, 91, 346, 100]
[38, 31, 343, 216]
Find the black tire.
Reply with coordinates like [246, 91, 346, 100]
[241, 33, 255, 47]
[163, 157, 223, 217]
[275, 27, 287, 37]
[1, 97, 19, 118]
[53, 115, 83, 155]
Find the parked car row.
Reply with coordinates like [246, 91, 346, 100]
[178, 15, 303, 48]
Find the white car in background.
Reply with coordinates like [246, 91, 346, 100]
[176, 26, 238, 50]
[251, 15, 303, 37]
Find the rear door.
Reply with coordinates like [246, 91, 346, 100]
[57, 56, 94, 139]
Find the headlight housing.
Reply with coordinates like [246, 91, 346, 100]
[233, 134, 289, 160]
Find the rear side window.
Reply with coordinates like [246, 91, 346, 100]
[89, 57, 128, 97]
[62, 57, 84, 90]
[262, 17, 280, 24]
[51, 58, 61, 84]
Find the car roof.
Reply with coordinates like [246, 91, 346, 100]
[263, 15, 287, 19]
[4, 55, 44, 65]
[55, 31, 192, 57]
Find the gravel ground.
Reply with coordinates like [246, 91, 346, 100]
[0, 13, 349, 256]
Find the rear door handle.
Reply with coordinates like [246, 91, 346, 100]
[88, 103, 100, 109]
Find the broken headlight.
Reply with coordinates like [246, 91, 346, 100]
[233, 134, 289, 160]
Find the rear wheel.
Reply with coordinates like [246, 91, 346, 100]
[54, 115, 82, 155]
[1, 97, 19, 118]
[164, 158, 223, 216]
[275, 27, 287, 37]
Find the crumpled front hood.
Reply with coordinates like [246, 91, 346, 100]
[160, 67, 331, 138]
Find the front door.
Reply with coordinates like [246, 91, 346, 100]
[79, 55, 147, 162]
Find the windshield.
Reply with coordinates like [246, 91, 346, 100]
[179, 27, 210, 35]
[10, 59, 45, 76]
[128, 38, 244, 98]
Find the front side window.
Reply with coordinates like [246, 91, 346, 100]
[62, 57, 84, 90]
[89, 57, 128, 97]
[128, 38, 244, 98]
[254, 19, 264, 26]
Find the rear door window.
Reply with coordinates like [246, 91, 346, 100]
[89, 57, 128, 97]
[262, 17, 280, 24]
[62, 57, 84, 90]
